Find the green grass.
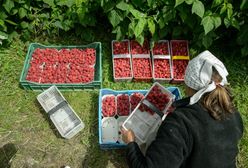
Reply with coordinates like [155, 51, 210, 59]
[0, 34, 247, 168]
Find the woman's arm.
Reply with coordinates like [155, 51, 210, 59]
[124, 112, 193, 168]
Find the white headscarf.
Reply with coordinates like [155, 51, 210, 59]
[184, 50, 229, 105]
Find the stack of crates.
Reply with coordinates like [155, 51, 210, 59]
[111, 39, 189, 83]
[170, 40, 190, 83]
[98, 83, 181, 149]
[151, 40, 172, 82]
[112, 40, 133, 82]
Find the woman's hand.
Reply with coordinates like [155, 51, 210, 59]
[121, 127, 135, 144]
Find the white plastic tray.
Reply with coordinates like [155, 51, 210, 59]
[37, 85, 84, 139]
[122, 82, 174, 144]
[101, 117, 118, 143]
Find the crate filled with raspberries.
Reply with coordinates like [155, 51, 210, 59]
[170, 40, 189, 82]
[151, 40, 172, 82]
[112, 40, 133, 82]
[99, 85, 181, 149]
[99, 89, 147, 149]
[19, 42, 102, 91]
[130, 40, 152, 81]
[122, 82, 175, 145]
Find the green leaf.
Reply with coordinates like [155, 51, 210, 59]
[148, 18, 155, 35]
[202, 35, 213, 48]
[18, 7, 27, 19]
[108, 10, 123, 27]
[230, 17, 240, 30]
[237, 25, 248, 45]
[192, 0, 205, 18]
[53, 21, 63, 29]
[0, 19, 4, 27]
[212, 0, 223, 8]
[172, 26, 183, 37]
[212, 16, 221, 28]
[163, 10, 176, 23]
[57, 0, 75, 7]
[115, 26, 122, 40]
[75, 0, 86, 7]
[185, 0, 194, 5]
[240, 0, 248, 9]
[5, 19, 17, 26]
[158, 18, 165, 29]
[3, 0, 15, 13]
[241, 45, 248, 56]
[220, 3, 226, 14]
[0, 31, 8, 40]
[0, 11, 8, 20]
[116, 1, 133, 11]
[20, 21, 29, 29]
[11, 8, 18, 15]
[136, 34, 145, 45]
[147, 0, 153, 7]
[201, 16, 214, 34]
[134, 18, 147, 38]
[227, 3, 233, 19]
[175, 0, 185, 7]
[43, 0, 55, 7]
[128, 20, 136, 35]
[224, 17, 230, 28]
[102, 1, 115, 13]
[130, 9, 144, 18]
[0, 19, 7, 31]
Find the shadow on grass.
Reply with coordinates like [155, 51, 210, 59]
[0, 143, 17, 168]
[81, 92, 128, 168]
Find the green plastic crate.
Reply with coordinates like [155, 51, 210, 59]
[19, 42, 102, 91]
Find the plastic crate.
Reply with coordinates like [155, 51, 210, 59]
[170, 40, 189, 83]
[37, 85, 84, 139]
[130, 40, 150, 57]
[132, 55, 153, 82]
[20, 42, 102, 91]
[151, 40, 172, 82]
[122, 83, 175, 144]
[98, 86, 181, 149]
[112, 40, 133, 82]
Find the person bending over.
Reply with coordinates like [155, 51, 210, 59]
[122, 50, 243, 168]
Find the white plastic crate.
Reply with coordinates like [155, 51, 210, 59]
[122, 82, 175, 144]
[37, 85, 84, 139]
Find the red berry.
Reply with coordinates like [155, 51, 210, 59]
[153, 41, 169, 55]
[113, 41, 129, 55]
[102, 95, 116, 117]
[113, 58, 132, 78]
[132, 58, 152, 79]
[130, 40, 149, 55]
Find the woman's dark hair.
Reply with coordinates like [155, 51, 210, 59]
[201, 67, 235, 120]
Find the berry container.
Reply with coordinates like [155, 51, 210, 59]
[152, 40, 172, 82]
[20, 42, 102, 91]
[37, 85, 84, 139]
[132, 55, 153, 82]
[170, 40, 190, 83]
[130, 40, 150, 57]
[122, 82, 175, 145]
[112, 40, 133, 82]
[98, 85, 181, 149]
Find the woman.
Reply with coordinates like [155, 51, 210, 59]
[121, 50, 243, 168]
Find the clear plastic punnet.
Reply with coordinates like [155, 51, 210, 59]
[37, 85, 84, 139]
[122, 82, 175, 144]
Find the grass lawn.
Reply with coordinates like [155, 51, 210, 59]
[0, 33, 247, 168]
